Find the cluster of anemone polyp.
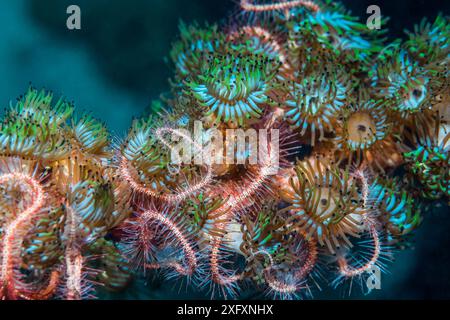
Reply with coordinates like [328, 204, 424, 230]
[0, 0, 448, 300]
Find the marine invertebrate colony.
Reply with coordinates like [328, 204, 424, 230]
[0, 0, 448, 300]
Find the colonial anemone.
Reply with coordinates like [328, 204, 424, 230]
[184, 48, 282, 127]
[170, 22, 225, 79]
[283, 158, 365, 253]
[404, 14, 450, 67]
[335, 99, 390, 151]
[0, 89, 72, 161]
[333, 98, 400, 171]
[290, 0, 386, 54]
[87, 239, 131, 292]
[372, 49, 432, 119]
[369, 178, 422, 243]
[0, 89, 126, 300]
[285, 17, 339, 74]
[282, 64, 352, 145]
[0, 0, 447, 301]
[402, 116, 450, 200]
[228, 26, 290, 71]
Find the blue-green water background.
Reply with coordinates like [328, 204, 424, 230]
[0, 0, 448, 299]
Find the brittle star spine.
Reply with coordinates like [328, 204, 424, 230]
[64, 205, 84, 300]
[338, 169, 381, 277]
[119, 127, 213, 203]
[210, 157, 277, 287]
[143, 209, 198, 276]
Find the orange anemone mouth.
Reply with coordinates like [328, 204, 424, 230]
[346, 112, 378, 150]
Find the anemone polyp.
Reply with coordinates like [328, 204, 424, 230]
[369, 178, 422, 240]
[0, 88, 129, 300]
[392, 76, 429, 115]
[0, 89, 73, 161]
[404, 14, 450, 66]
[332, 98, 403, 171]
[373, 50, 432, 118]
[170, 22, 225, 78]
[402, 116, 450, 200]
[284, 158, 365, 254]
